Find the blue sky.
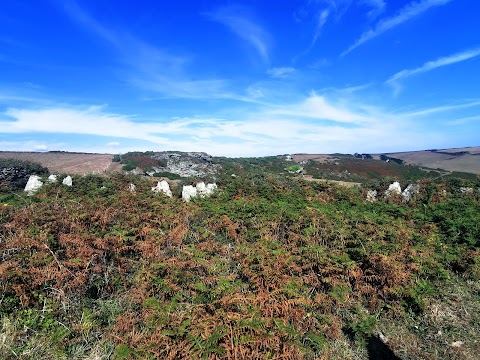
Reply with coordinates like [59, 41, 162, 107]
[0, 0, 479, 156]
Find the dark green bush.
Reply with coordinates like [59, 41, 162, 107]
[153, 172, 181, 180]
[0, 159, 49, 191]
[122, 163, 136, 171]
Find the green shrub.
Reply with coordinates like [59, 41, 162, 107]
[153, 172, 181, 180]
[286, 165, 302, 172]
[122, 163, 136, 171]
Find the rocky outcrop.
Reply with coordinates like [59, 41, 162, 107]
[149, 152, 219, 177]
[24, 175, 43, 195]
[152, 180, 173, 197]
[63, 176, 73, 187]
[182, 182, 217, 202]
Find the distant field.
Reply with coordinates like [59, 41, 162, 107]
[382, 146, 480, 175]
[291, 154, 334, 163]
[0, 152, 122, 175]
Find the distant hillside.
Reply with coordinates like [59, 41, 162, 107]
[1, 146, 479, 182]
[380, 146, 480, 175]
[0, 151, 122, 175]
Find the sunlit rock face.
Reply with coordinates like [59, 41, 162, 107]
[152, 180, 173, 197]
[147, 152, 219, 177]
[24, 175, 43, 195]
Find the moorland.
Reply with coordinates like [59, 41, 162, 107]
[0, 150, 479, 359]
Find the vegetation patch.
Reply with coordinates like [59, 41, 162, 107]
[0, 168, 479, 359]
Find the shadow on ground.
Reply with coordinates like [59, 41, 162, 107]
[367, 336, 401, 360]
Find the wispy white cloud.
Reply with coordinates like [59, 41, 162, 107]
[54, 0, 235, 100]
[1, 91, 465, 156]
[315, 83, 373, 96]
[2, 106, 164, 143]
[246, 85, 265, 99]
[0, 93, 49, 105]
[206, 5, 271, 64]
[267, 92, 374, 124]
[386, 47, 480, 94]
[133, 77, 231, 100]
[311, 9, 330, 48]
[292, 7, 331, 62]
[294, 0, 385, 60]
[267, 67, 296, 79]
[446, 115, 480, 126]
[56, 0, 120, 46]
[361, 0, 386, 18]
[402, 99, 480, 117]
[342, 0, 453, 56]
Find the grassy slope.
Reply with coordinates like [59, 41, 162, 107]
[0, 169, 479, 359]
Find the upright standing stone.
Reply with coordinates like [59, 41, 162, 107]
[63, 176, 73, 187]
[152, 180, 173, 197]
[182, 185, 198, 202]
[402, 184, 420, 201]
[385, 182, 401, 197]
[24, 175, 43, 195]
[47, 174, 58, 183]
